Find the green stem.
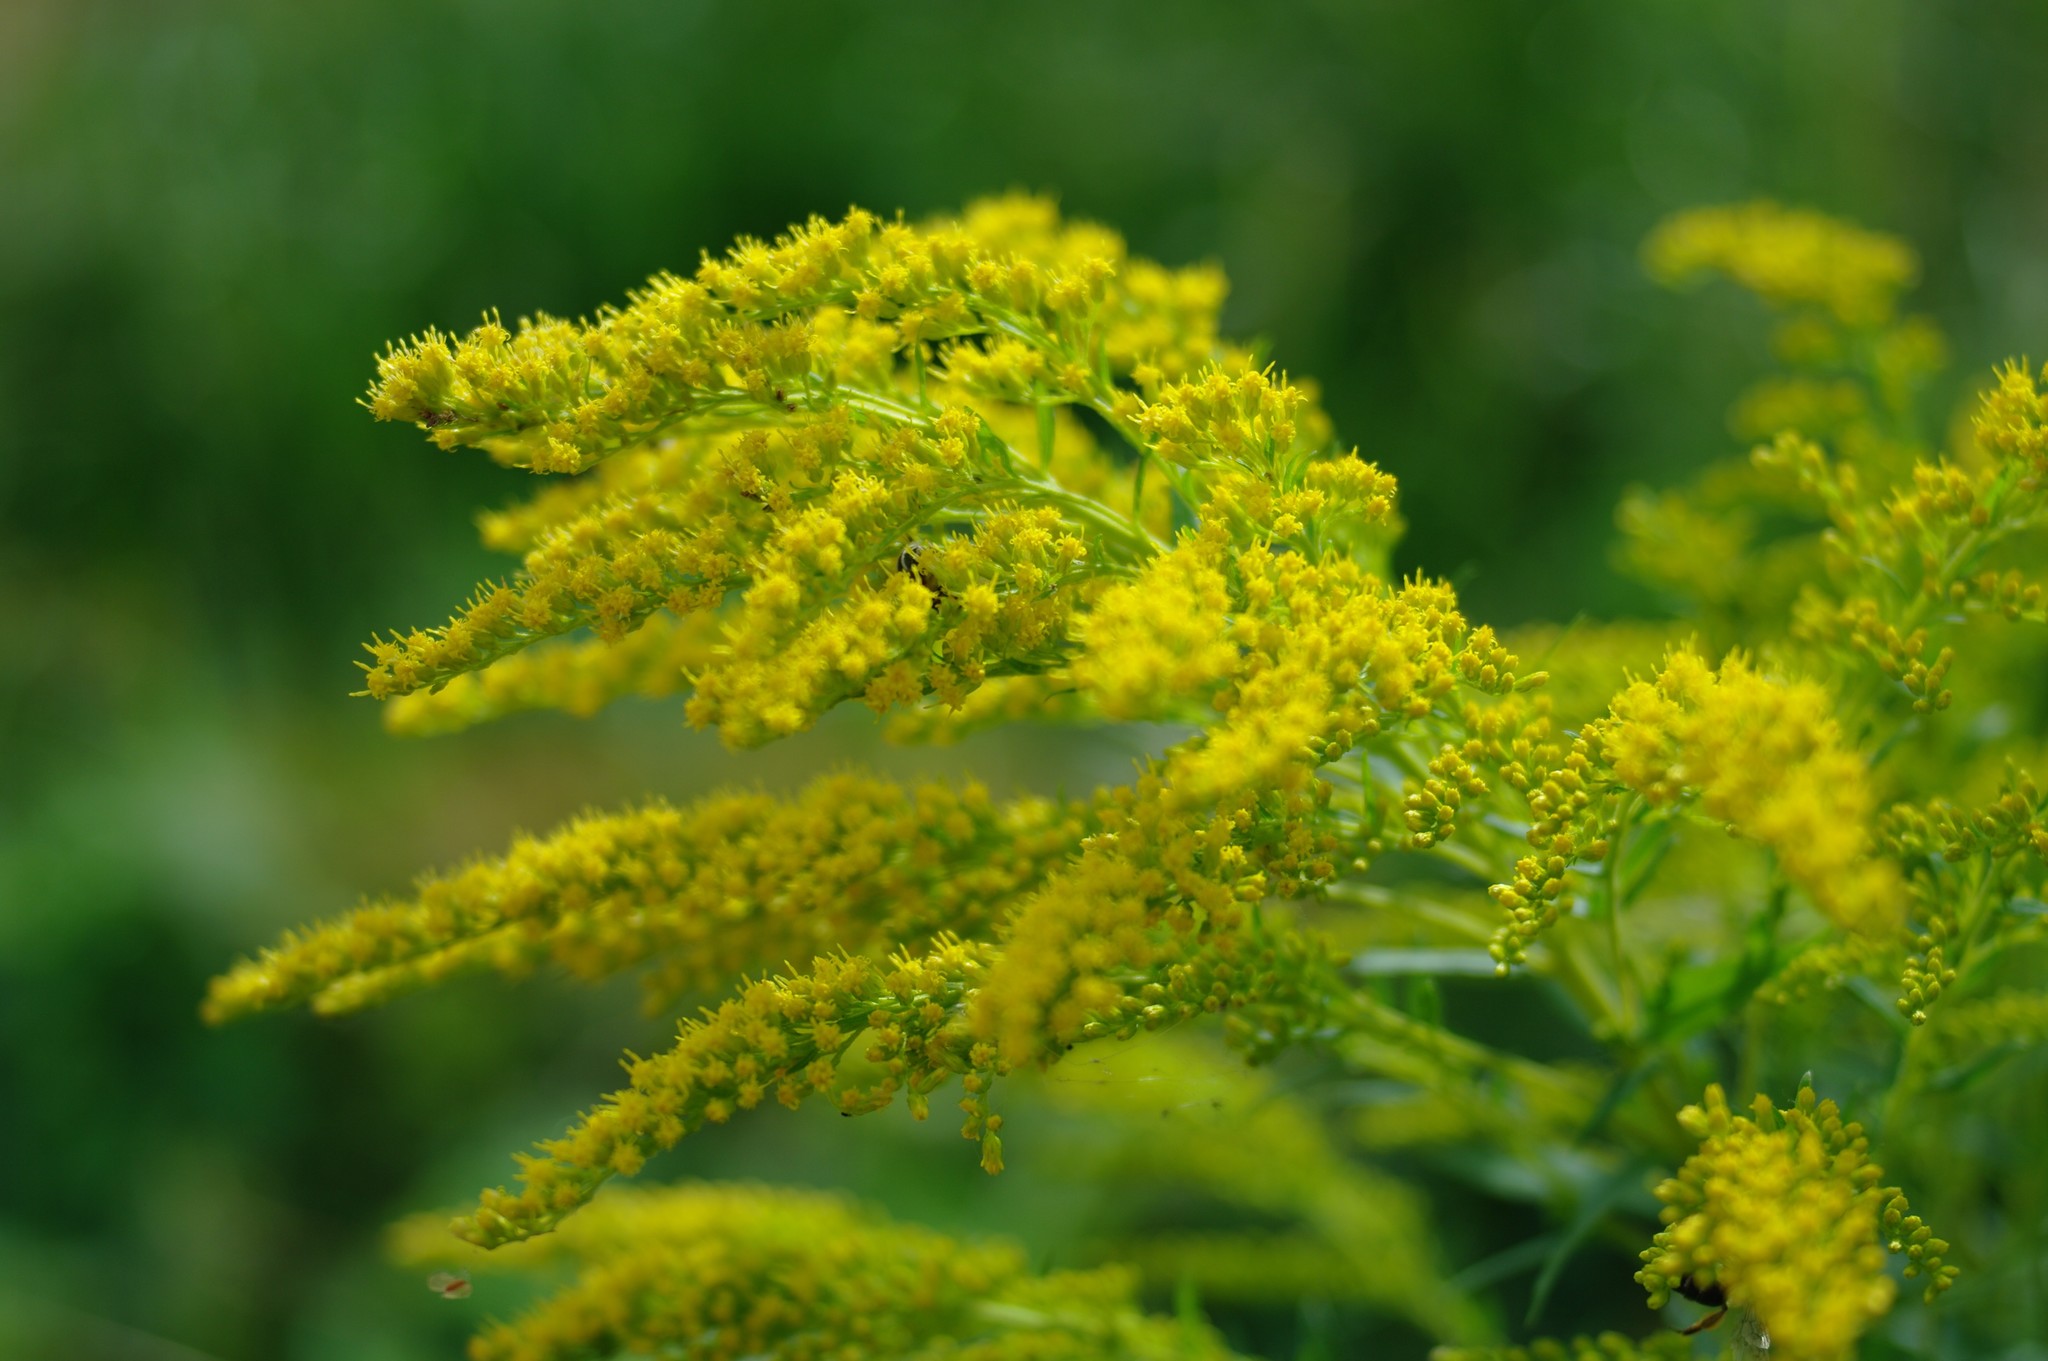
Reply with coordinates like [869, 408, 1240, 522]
[1604, 799, 1639, 1039]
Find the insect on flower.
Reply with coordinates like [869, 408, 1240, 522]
[426, 1270, 472, 1300]
[1673, 1273, 1727, 1335]
[1671, 1274, 1772, 1355]
[895, 542, 946, 608]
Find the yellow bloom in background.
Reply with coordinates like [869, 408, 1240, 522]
[393, 1183, 1248, 1361]
[1590, 648, 1901, 935]
[1642, 200, 1917, 327]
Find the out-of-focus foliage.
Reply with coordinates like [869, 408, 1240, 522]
[9, 3, 2048, 1361]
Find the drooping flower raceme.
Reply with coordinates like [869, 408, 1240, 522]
[393, 1182, 1249, 1361]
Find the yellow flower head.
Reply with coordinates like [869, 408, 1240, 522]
[1636, 1079, 1953, 1360]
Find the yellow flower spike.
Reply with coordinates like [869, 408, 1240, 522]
[456, 940, 1004, 1246]
[1636, 1079, 1952, 1359]
[203, 774, 1089, 1024]
[398, 1183, 1249, 1361]
[380, 611, 719, 736]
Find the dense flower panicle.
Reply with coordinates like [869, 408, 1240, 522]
[1589, 648, 1901, 935]
[457, 939, 1002, 1247]
[396, 1183, 1246, 1361]
[1071, 532, 1238, 720]
[357, 483, 736, 701]
[1884, 769, 2048, 868]
[1135, 363, 1309, 471]
[1630, 218, 2048, 730]
[364, 194, 1227, 476]
[356, 196, 1416, 752]
[203, 775, 1086, 1023]
[381, 612, 718, 736]
[1476, 697, 1616, 970]
[462, 898, 1346, 1248]
[1642, 201, 1917, 326]
[981, 540, 1525, 1059]
[1636, 1080, 1953, 1360]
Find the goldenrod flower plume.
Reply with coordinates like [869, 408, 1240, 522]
[394, 1182, 1249, 1361]
[1636, 1079, 1954, 1360]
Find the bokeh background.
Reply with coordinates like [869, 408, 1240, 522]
[5, 1, 2048, 1357]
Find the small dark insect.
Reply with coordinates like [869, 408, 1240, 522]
[419, 408, 458, 428]
[1674, 1274, 1728, 1336]
[773, 387, 797, 413]
[895, 543, 945, 608]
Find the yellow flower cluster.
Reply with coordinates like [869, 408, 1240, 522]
[1589, 648, 1901, 935]
[457, 938, 1001, 1246]
[354, 196, 1425, 761]
[1136, 363, 1308, 471]
[203, 774, 1086, 1023]
[1474, 697, 1615, 970]
[365, 193, 1229, 474]
[980, 537, 1524, 1058]
[1973, 358, 2048, 478]
[1636, 1080, 1953, 1359]
[1642, 200, 1917, 326]
[1630, 216, 2048, 725]
[381, 611, 715, 736]
[1071, 532, 1238, 720]
[1886, 769, 2048, 866]
[396, 1183, 1245, 1361]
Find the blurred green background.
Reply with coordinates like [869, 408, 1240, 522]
[5, 1, 2048, 1356]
